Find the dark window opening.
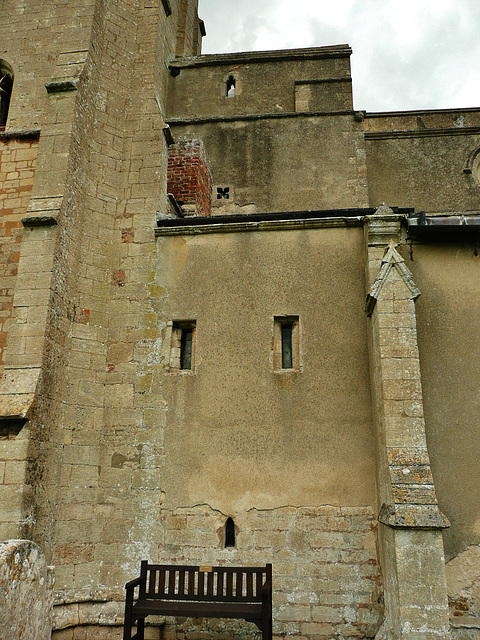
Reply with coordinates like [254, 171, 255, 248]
[217, 186, 230, 200]
[180, 327, 193, 370]
[171, 320, 196, 371]
[226, 75, 236, 98]
[225, 517, 235, 547]
[0, 61, 14, 128]
[273, 315, 299, 371]
[281, 323, 293, 369]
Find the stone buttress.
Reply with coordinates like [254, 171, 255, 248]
[364, 205, 450, 639]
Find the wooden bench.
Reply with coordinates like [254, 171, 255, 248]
[123, 562, 272, 640]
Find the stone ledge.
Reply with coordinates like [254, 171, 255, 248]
[45, 79, 78, 93]
[156, 216, 364, 236]
[22, 214, 58, 227]
[378, 503, 450, 530]
[167, 109, 358, 125]
[0, 129, 41, 142]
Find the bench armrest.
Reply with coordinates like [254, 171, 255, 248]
[261, 578, 272, 596]
[125, 575, 145, 591]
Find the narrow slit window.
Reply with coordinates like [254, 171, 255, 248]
[273, 316, 300, 371]
[180, 327, 193, 370]
[225, 517, 235, 547]
[171, 321, 196, 371]
[281, 323, 293, 369]
[226, 75, 236, 97]
[0, 61, 14, 128]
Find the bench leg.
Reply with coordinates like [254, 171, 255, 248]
[137, 616, 145, 640]
[261, 609, 272, 640]
[123, 613, 146, 640]
[123, 608, 133, 640]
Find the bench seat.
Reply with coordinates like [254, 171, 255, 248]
[133, 599, 263, 620]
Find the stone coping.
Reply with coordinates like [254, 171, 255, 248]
[365, 106, 480, 119]
[169, 45, 352, 71]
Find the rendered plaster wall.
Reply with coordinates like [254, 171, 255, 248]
[401, 242, 480, 629]
[156, 226, 375, 510]
[166, 48, 368, 214]
[171, 115, 368, 213]
[365, 111, 480, 212]
[138, 225, 380, 638]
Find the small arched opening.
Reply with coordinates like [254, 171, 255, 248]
[226, 75, 236, 98]
[225, 517, 236, 548]
[0, 61, 14, 128]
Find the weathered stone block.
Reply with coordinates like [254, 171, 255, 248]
[0, 540, 53, 639]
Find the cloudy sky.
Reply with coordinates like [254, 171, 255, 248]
[197, 0, 480, 113]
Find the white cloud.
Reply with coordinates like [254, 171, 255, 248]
[198, 0, 480, 111]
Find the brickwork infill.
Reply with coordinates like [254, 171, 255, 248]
[0, 138, 38, 373]
[158, 505, 383, 639]
[167, 138, 212, 216]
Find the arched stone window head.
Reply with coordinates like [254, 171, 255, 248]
[226, 75, 236, 98]
[0, 61, 13, 128]
[225, 517, 236, 547]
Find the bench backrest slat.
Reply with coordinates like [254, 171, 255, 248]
[256, 571, 263, 596]
[226, 571, 233, 596]
[141, 565, 268, 602]
[148, 569, 156, 595]
[198, 570, 205, 596]
[158, 569, 165, 595]
[168, 569, 175, 594]
[216, 570, 224, 597]
[246, 572, 253, 598]
[188, 570, 195, 596]
[207, 571, 214, 596]
[178, 570, 185, 596]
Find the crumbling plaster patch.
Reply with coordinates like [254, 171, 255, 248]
[447, 544, 480, 619]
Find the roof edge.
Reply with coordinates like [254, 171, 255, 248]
[169, 45, 352, 69]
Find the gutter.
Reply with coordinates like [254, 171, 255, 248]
[407, 212, 480, 237]
[157, 207, 413, 228]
